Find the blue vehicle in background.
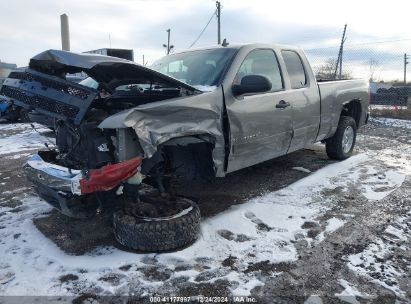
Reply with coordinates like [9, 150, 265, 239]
[0, 98, 27, 122]
[0, 78, 27, 122]
[0, 96, 10, 117]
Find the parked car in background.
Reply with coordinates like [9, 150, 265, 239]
[0, 95, 29, 122]
[0, 44, 369, 252]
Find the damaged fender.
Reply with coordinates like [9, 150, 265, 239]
[98, 88, 227, 177]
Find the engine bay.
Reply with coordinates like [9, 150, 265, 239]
[52, 80, 185, 169]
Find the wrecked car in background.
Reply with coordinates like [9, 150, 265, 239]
[0, 93, 30, 122]
[0, 44, 369, 251]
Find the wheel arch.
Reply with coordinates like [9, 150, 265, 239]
[142, 134, 217, 180]
[341, 99, 362, 128]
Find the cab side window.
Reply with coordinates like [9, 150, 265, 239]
[235, 49, 283, 92]
[281, 50, 307, 89]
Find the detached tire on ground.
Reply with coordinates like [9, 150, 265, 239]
[326, 116, 357, 160]
[113, 197, 201, 252]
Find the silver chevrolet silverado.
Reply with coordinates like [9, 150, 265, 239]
[0, 44, 369, 251]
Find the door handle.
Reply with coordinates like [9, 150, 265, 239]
[276, 100, 290, 109]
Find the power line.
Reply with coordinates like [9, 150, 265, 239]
[306, 38, 411, 51]
[188, 9, 216, 48]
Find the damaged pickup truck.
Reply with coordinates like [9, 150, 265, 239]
[0, 44, 369, 251]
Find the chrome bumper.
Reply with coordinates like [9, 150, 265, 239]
[24, 154, 82, 195]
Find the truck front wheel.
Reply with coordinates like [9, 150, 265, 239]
[326, 116, 357, 160]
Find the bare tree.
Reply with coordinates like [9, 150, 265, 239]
[367, 58, 379, 82]
[315, 58, 351, 80]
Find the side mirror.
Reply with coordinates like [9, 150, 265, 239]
[232, 75, 272, 95]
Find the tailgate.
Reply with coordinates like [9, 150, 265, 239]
[0, 69, 98, 124]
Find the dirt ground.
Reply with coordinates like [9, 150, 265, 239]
[0, 117, 410, 303]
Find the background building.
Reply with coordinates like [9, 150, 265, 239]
[0, 61, 17, 84]
[84, 48, 134, 61]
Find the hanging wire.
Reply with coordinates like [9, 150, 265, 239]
[188, 9, 217, 49]
[306, 38, 411, 51]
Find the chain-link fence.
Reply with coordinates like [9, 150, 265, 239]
[306, 40, 409, 82]
[306, 39, 411, 107]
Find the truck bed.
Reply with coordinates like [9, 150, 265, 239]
[316, 79, 369, 141]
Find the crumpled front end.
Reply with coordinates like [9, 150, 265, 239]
[1, 49, 227, 217]
[98, 87, 227, 177]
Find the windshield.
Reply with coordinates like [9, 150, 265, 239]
[151, 48, 237, 89]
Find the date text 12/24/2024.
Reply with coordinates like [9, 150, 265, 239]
[149, 296, 257, 302]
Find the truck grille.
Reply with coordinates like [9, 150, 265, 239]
[0, 68, 97, 124]
[1, 86, 79, 119]
[8, 71, 90, 100]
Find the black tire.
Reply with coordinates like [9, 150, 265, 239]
[326, 116, 357, 160]
[113, 197, 201, 252]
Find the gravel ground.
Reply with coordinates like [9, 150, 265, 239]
[0, 117, 410, 303]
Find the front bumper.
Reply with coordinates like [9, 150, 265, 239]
[24, 153, 143, 196]
[24, 153, 143, 217]
[25, 154, 82, 194]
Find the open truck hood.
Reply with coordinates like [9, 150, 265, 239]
[0, 50, 201, 124]
[29, 49, 201, 93]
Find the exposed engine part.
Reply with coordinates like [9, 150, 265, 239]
[115, 128, 144, 162]
[55, 120, 115, 169]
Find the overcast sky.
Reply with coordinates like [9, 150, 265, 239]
[0, 0, 410, 79]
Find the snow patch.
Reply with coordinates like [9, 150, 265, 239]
[335, 279, 370, 304]
[360, 169, 405, 200]
[347, 214, 411, 297]
[369, 117, 411, 130]
[0, 123, 54, 155]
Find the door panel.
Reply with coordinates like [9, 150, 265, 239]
[281, 50, 321, 152]
[227, 92, 293, 172]
[226, 49, 293, 172]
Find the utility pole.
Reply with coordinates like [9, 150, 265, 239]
[216, 1, 221, 45]
[334, 24, 347, 80]
[166, 29, 170, 54]
[404, 53, 409, 85]
[163, 29, 174, 55]
[60, 14, 70, 51]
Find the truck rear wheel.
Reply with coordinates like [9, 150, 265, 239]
[326, 116, 357, 160]
[113, 196, 201, 252]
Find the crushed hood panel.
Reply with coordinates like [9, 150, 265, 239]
[29, 49, 201, 93]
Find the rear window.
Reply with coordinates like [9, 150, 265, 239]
[281, 50, 307, 89]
